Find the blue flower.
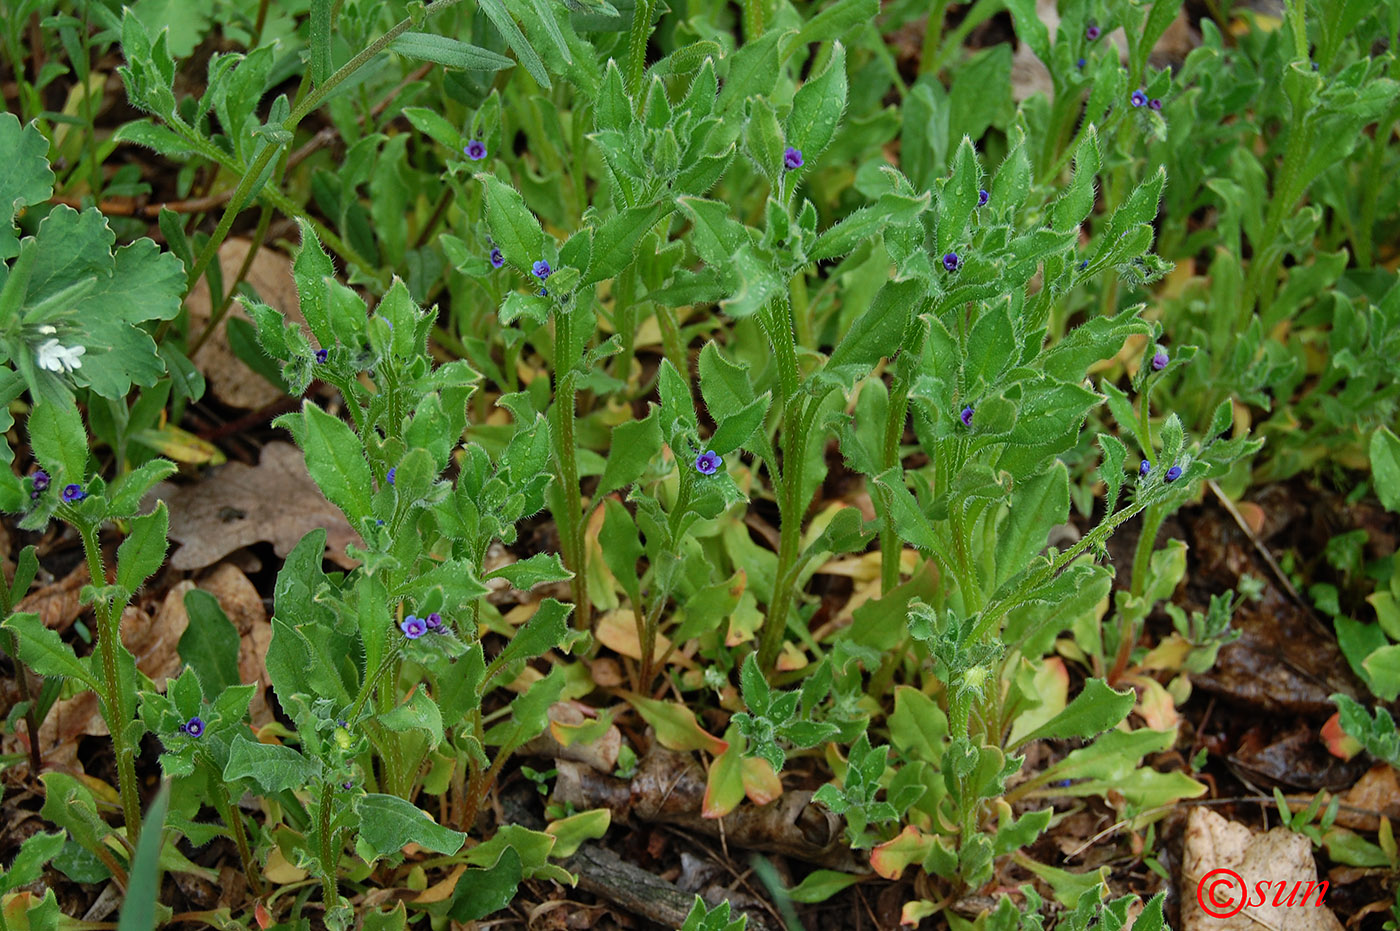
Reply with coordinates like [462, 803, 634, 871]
[315, 348, 329, 364]
[425, 612, 443, 632]
[181, 716, 205, 738]
[401, 615, 427, 639]
[490, 247, 504, 268]
[1139, 460, 1150, 477]
[977, 189, 989, 207]
[1076, 57, 1087, 69]
[1165, 465, 1182, 483]
[538, 287, 549, 297]
[960, 406, 974, 427]
[1131, 89, 1148, 108]
[1149, 98, 1163, 111]
[694, 450, 723, 475]
[1086, 23, 1101, 40]
[1053, 778, 1073, 788]
[1152, 350, 1169, 371]
[783, 147, 804, 171]
[386, 467, 396, 485]
[943, 252, 961, 272]
[1079, 259, 1089, 270]
[61, 484, 86, 503]
[532, 260, 552, 280]
[465, 139, 487, 160]
[31, 470, 49, 495]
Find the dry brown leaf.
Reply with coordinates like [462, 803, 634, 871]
[1181, 808, 1345, 931]
[15, 563, 89, 634]
[152, 441, 359, 570]
[185, 238, 307, 410]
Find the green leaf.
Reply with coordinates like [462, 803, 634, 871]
[0, 112, 55, 260]
[477, 0, 551, 87]
[786, 43, 847, 164]
[403, 107, 462, 152]
[787, 869, 862, 903]
[377, 689, 444, 749]
[1052, 127, 1100, 233]
[295, 402, 374, 523]
[481, 175, 547, 272]
[223, 735, 317, 792]
[27, 399, 89, 483]
[599, 500, 644, 606]
[596, 405, 662, 497]
[390, 32, 516, 71]
[117, 782, 170, 931]
[444, 848, 523, 921]
[485, 553, 573, 590]
[718, 30, 783, 114]
[708, 392, 770, 456]
[1011, 679, 1134, 748]
[1370, 426, 1400, 513]
[116, 503, 169, 596]
[0, 612, 98, 689]
[107, 459, 178, 518]
[994, 462, 1069, 588]
[583, 203, 667, 285]
[309, 0, 332, 84]
[0, 831, 65, 896]
[825, 278, 923, 379]
[355, 794, 467, 858]
[486, 598, 573, 681]
[178, 590, 242, 696]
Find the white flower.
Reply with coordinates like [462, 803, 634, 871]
[35, 338, 85, 373]
[37, 325, 56, 335]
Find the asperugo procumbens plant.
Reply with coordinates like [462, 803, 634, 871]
[241, 224, 606, 928]
[0, 112, 184, 864]
[772, 120, 1261, 902]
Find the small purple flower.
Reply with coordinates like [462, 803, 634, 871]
[960, 406, 974, 427]
[316, 348, 329, 364]
[61, 484, 86, 503]
[181, 716, 205, 738]
[490, 248, 504, 268]
[1086, 24, 1101, 40]
[1149, 98, 1162, 111]
[386, 467, 396, 485]
[532, 260, 552, 280]
[943, 252, 961, 272]
[464, 139, 487, 160]
[783, 147, 804, 171]
[694, 450, 723, 475]
[31, 470, 49, 493]
[1164, 465, 1182, 483]
[977, 189, 989, 207]
[424, 612, 443, 632]
[338, 720, 348, 728]
[342, 781, 354, 790]
[538, 287, 549, 297]
[1131, 89, 1148, 108]
[1139, 459, 1150, 478]
[1151, 350, 1169, 371]
[1076, 57, 1086, 69]
[401, 615, 427, 639]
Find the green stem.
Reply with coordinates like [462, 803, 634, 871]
[201, 750, 265, 897]
[917, 0, 953, 75]
[317, 782, 339, 910]
[878, 366, 912, 594]
[756, 298, 805, 674]
[553, 310, 590, 633]
[78, 523, 143, 846]
[742, 0, 765, 41]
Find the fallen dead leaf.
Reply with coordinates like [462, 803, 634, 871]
[1180, 808, 1345, 931]
[15, 563, 89, 634]
[151, 441, 359, 571]
[185, 238, 307, 411]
